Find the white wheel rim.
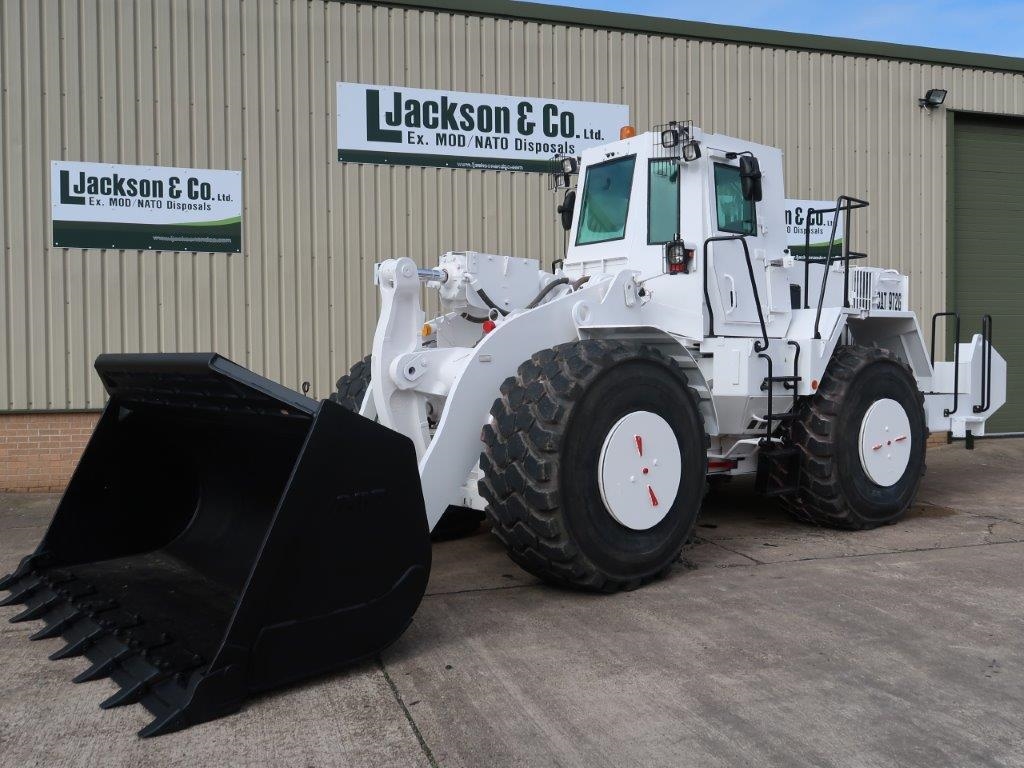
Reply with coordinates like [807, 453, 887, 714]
[858, 398, 912, 487]
[598, 411, 682, 530]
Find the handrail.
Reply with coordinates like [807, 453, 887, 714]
[759, 352, 775, 441]
[702, 234, 769, 351]
[810, 195, 870, 339]
[803, 209, 813, 307]
[973, 314, 993, 413]
[930, 311, 960, 417]
[785, 340, 800, 403]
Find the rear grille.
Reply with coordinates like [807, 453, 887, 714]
[850, 268, 874, 310]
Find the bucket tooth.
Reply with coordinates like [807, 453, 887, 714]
[50, 628, 105, 661]
[100, 679, 150, 710]
[138, 710, 183, 739]
[30, 609, 83, 640]
[30, 623, 66, 641]
[0, 571, 20, 590]
[0, 579, 42, 607]
[0, 592, 25, 608]
[9, 595, 61, 623]
[73, 649, 132, 684]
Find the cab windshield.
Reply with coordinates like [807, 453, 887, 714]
[575, 155, 636, 245]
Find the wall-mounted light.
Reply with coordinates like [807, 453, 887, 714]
[919, 88, 947, 109]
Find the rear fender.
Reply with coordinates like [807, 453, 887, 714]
[845, 313, 933, 381]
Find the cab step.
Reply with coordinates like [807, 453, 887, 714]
[761, 374, 801, 391]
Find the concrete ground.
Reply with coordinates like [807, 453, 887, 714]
[2, 439, 1024, 767]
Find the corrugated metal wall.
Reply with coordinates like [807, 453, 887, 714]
[2, 0, 1023, 411]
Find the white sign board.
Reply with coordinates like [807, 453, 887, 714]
[784, 199, 840, 257]
[337, 82, 629, 172]
[51, 161, 242, 252]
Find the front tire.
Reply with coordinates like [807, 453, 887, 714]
[479, 340, 708, 592]
[330, 356, 372, 412]
[782, 345, 927, 529]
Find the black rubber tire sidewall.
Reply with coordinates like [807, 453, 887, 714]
[832, 360, 926, 521]
[559, 359, 706, 579]
[331, 356, 371, 412]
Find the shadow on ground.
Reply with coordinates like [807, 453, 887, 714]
[2, 440, 1023, 767]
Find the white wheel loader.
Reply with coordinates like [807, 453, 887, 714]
[2, 122, 1007, 735]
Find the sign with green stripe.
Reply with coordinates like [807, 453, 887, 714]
[785, 198, 840, 258]
[337, 82, 628, 172]
[51, 161, 242, 252]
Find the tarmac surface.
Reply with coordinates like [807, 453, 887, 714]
[2, 438, 1023, 767]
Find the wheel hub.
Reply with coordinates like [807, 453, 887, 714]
[598, 411, 682, 530]
[858, 397, 912, 487]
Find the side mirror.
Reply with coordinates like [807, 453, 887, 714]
[739, 155, 762, 202]
[556, 189, 576, 232]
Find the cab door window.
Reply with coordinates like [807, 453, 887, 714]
[648, 160, 680, 244]
[714, 162, 757, 236]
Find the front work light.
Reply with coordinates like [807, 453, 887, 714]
[660, 128, 680, 148]
[549, 154, 578, 191]
[682, 140, 701, 162]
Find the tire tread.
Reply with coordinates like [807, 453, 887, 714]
[479, 339, 707, 592]
[775, 345, 927, 529]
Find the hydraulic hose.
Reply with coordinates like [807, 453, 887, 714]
[570, 275, 590, 290]
[525, 277, 570, 309]
[468, 275, 574, 320]
[474, 287, 509, 316]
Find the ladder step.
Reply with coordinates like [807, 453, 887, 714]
[761, 375, 801, 390]
[761, 412, 799, 423]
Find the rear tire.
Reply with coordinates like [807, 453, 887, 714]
[479, 340, 708, 592]
[331, 354, 483, 540]
[780, 345, 927, 529]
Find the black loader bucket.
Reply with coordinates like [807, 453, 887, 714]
[0, 353, 431, 737]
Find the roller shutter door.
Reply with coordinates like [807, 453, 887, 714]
[952, 114, 1024, 432]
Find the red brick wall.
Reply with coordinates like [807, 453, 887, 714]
[0, 411, 949, 493]
[0, 412, 100, 492]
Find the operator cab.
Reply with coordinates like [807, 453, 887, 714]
[555, 123, 792, 342]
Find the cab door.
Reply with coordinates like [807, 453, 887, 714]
[706, 154, 770, 331]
